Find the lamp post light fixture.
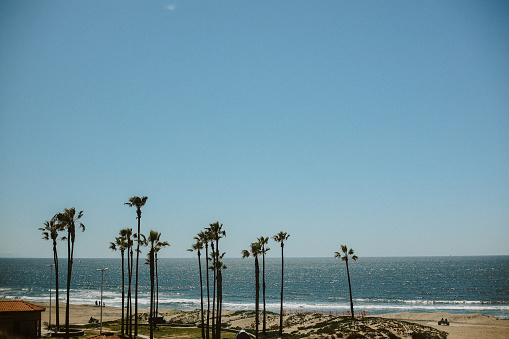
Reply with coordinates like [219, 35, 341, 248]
[97, 268, 108, 334]
[46, 264, 55, 331]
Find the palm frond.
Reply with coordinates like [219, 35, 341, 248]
[272, 231, 290, 244]
[125, 196, 148, 208]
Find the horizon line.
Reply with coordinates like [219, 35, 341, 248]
[1, 254, 508, 260]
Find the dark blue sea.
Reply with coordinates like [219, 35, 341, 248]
[1, 257, 508, 319]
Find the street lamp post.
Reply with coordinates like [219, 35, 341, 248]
[97, 268, 108, 334]
[46, 264, 55, 331]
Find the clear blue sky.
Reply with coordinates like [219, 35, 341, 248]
[1, 1, 508, 258]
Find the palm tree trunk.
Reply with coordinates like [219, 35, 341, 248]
[198, 252, 205, 339]
[205, 244, 210, 339]
[211, 263, 216, 339]
[53, 240, 60, 331]
[211, 244, 216, 339]
[135, 213, 141, 338]
[65, 235, 72, 337]
[121, 251, 125, 337]
[217, 270, 222, 339]
[262, 251, 266, 334]
[214, 238, 220, 339]
[345, 259, 354, 319]
[156, 252, 159, 316]
[255, 257, 259, 339]
[279, 245, 284, 337]
[150, 251, 155, 339]
[128, 248, 133, 338]
[126, 248, 130, 338]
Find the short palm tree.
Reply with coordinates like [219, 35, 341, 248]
[188, 239, 205, 339]
[39, 215, 63, 331]
[154, 247, 163, 316]
[55, 207, 85, 337]
[153, 235, 169, 317]
[242, 242, 262, 339]
[273, 231, 290, 336]
[257, 236, 270, 335]
[109, 231, 128, 337]
[125, 195, 148, 337]
[334, 245, 358, 319]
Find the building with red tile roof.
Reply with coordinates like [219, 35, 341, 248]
[0, 300, 45, 338]
[0, 300, 45, 313]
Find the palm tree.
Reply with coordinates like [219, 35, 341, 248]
[109, 230, 128, 337]
[124, 228, 134, 338]
[334, 245, 358, 319]
[154, 247, 162, 316]
[188, 239, 205, 339]
[207, 222, 226, 339]
[39, 215, 63, 331]
[257, 236, 270, 335]
[125, 195, 148, 337]
[198, 230, 212, 339]
[55, 207, 85, 337]
[214, 254, 226, 339]
[153, 235, 168, 318]
[208, 250, 226, 339]
[208, 246, 216, 339]
[273, 231, 290, 336]
[146, 230, 169, 339]
[242, 242, 262, 339]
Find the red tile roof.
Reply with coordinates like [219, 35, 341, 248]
[0, 300, 46, 312]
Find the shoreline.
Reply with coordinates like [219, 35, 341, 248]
[35, 302, 509, 339]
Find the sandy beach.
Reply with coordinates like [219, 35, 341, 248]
[377, 312, 509, 339]
[35, 303, 509, 338]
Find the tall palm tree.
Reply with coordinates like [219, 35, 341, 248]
[188, 239, 205, 339]
[273, 231, 290, 336]
[257, 236, 270, 335]
[208, 250, 226, 339]
[39, 215, 63, 331]
[198, 230, 212, 339]
[146, 230, 169, 339]
[208, 246, 216, 339]
[56, 207, 85, 337]
[207, 222, 225, 339]
[109, 230, 128, 337]
[242, 242, 262, 339]
[124, 228, 134, 338]
[214, 254, 226, 339]
[125, 195, 148, 337]
[334, 245, 358, 319]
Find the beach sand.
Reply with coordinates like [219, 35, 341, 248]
[377, 312, 509, 339]
[35, 303, 509, 338]
[35, 302, 175, 325]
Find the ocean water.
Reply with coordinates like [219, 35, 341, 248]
[1, 256, 508, 319]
